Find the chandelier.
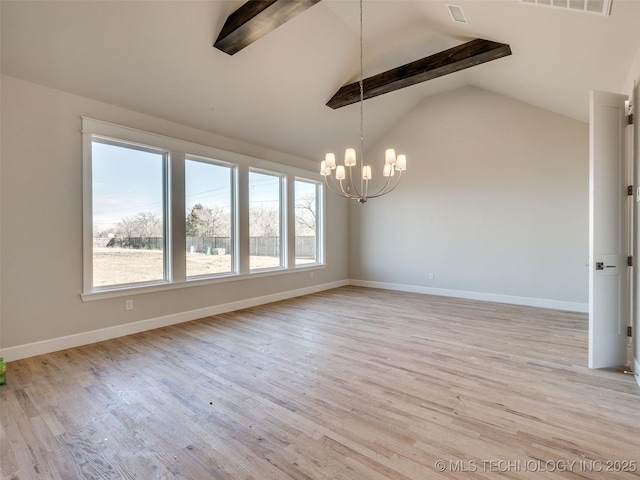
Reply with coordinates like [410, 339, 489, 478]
[320, 0, 406, 204]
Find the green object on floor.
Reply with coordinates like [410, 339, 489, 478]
[0, 357, 6, 386]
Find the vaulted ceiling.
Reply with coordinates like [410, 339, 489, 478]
[2, 0, 640, 163]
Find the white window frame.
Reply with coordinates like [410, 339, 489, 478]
[84, 135, 171, 292]
[184, 155, 238, 280]
[248, 168, 286, 272]
[81, 117, 324, 301]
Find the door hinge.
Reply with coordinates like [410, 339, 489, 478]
[628, 256, 633, 266]
[629, 113, 634, 125]
[628, 326, 633, 337]
[628, 185, 634, 196]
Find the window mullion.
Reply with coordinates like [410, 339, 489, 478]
[171, 152, 186, 283]
[318, 182, 325, 264]
[286, 174, 296, 269]
[237, 165, 250, 275]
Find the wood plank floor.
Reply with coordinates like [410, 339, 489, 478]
[1, 286, 639, 479]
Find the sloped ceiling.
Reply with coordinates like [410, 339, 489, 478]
[2, 0, 640, 163]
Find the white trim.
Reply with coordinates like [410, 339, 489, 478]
[292, 177, 322, 267]
[1, 280, 590, 362]
[82, 117, 324, 296]
[82, 262, 326, 302]
[82, 117, 318, 178]
[635, 356, 640, 388]
[1, 280, 347, 362]
[248, 168, 286, 270]
[348, 279, 589, 313]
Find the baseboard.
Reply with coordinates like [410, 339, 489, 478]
[348, 279, 589, 313]
[0, 279, 588, 362]
[0, 280, 348, 362]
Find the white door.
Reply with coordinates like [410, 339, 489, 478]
[589, 90, 629, 369]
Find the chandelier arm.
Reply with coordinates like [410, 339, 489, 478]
[364, 174, 394, 197]
[324, 175, 355, 199]
[340, 178, 369, 200]
[329, 174, 368, 201]
[328, 178, 368, 203]
[322, 175, 340, 195]
[347, 165, 363, 198]
[366, 171, 404, 199]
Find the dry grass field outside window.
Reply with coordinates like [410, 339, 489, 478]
[93, 247, 314, 286]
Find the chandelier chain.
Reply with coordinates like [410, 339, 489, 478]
[320, 0, 406, 203]
[359, 0, 364, 173]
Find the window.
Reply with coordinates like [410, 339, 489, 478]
[249, 170, 283, 270]
[185, 158, 235, 278]
[294, 179, 320, 265]
[91, 139, 168, 288]
[82, 118, 324, 299]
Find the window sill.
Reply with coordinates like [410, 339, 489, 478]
[80, 263, 326, 302]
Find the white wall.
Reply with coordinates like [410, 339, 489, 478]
[349, 86, 589, 309]
[0, 78, 595, 360]
[0, 75, 349, 359]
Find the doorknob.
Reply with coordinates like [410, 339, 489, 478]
[595, 262, 616, 270]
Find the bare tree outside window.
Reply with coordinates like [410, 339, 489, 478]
[186, 204, 228, 238]
[249, 171, 282, 269]
[110, 212, 163, 249]
[91, 141, 166, 287]
[250, 205, 279, 237]
[295, 180, 319, 264]
[185, 159, 234, 277]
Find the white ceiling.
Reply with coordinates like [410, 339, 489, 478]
[2, 0, 640, 163]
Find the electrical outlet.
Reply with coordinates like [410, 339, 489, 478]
[125, 299, 133, 311]
[429, 273, 434, 280]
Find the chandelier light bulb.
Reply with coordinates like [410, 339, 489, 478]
[345, 148, 357, 167]
[396, 154, 407, 171]
[325, 152, 336, 169]
[385, 148, 397, 165]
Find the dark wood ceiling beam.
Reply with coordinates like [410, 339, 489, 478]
[327, 38, 512, 109]
[214, 0, 322, 55]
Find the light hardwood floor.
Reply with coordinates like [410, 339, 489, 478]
[1, 286, 639, 479]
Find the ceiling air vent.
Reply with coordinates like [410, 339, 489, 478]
[447, 4, 468, 24]
[521, 0, 612, 16]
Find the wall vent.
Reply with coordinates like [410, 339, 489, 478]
[520, 0, 612, 16]
[447, 4, 468, 24]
